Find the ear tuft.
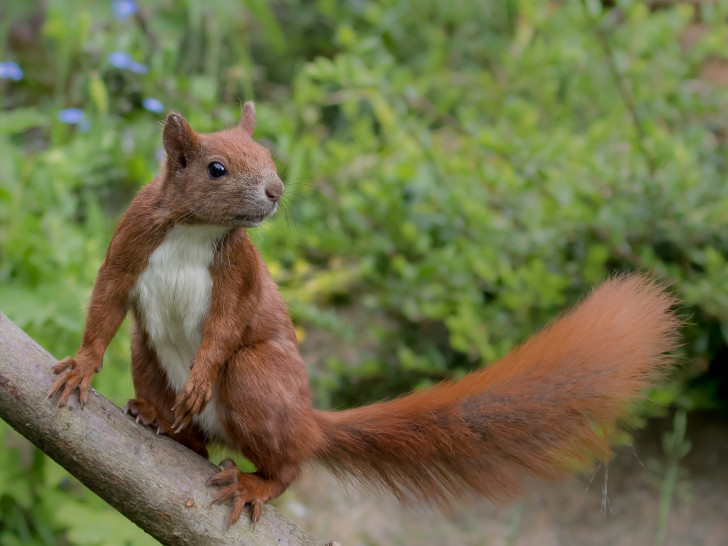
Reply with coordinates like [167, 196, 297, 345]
[163, 113, 199, 170]
[239, 101, 255, 135]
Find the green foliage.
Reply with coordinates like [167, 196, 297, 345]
[1, 0, 727, 543]
[647, 410, 693, 546]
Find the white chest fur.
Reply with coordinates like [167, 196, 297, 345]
[131, 224, 229, 440]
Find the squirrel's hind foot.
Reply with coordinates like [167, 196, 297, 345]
[123, 398, 171, 435]
[208, 458, 281, 527]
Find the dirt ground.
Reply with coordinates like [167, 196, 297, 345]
[277, 414, 728, 546]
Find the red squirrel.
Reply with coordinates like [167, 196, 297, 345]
[48, 102, 681, 528]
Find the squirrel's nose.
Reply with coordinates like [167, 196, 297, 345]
[264, 178, 284, 204]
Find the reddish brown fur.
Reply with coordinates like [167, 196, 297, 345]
[126, 326, 209, 458]
[49, 105, 681, 527]
[315, 276, 679, 507]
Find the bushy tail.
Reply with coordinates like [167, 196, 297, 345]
[314, 275, 680, 508]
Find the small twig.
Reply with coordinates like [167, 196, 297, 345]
[580, 1, 658, 176]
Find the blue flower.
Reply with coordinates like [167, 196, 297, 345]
[112, 0, 137, 22]
[142, 97, 164, 114]
[0, 61, 22, 81]
[58, 108, 90, 132]
[127, 61, 148, 74]
[107, 51, 131, 69]
[107, 51, 147, 74]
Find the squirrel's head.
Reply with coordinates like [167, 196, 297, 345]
[161, 102, 283, 228]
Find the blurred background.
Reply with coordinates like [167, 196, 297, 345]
[1, 0, 727, 544]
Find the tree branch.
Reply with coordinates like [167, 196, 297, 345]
[0, 311, 325, 546]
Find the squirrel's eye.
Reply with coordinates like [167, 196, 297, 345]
[207, 161, 228, 178]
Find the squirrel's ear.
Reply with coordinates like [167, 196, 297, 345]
[163, 113, 199, 171]
[239, 101, 255, 135]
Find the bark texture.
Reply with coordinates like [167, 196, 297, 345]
[0, 312, 324, 546]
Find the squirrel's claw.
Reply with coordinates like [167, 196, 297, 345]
[207, 459, 274, 527]
[124, 398, 172, 435]
[171, 380, 212, 433]
[47, 357, 94, 407]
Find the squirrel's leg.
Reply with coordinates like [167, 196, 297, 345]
[209, 340, 319, 525]
[207, 458, 300, 527]
[127, 323, 209, 458]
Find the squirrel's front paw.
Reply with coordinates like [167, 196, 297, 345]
[171, 378, 212, 433]
[47, 355, 97, 407]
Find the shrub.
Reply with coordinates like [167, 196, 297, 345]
[1, 0, 726, 543]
